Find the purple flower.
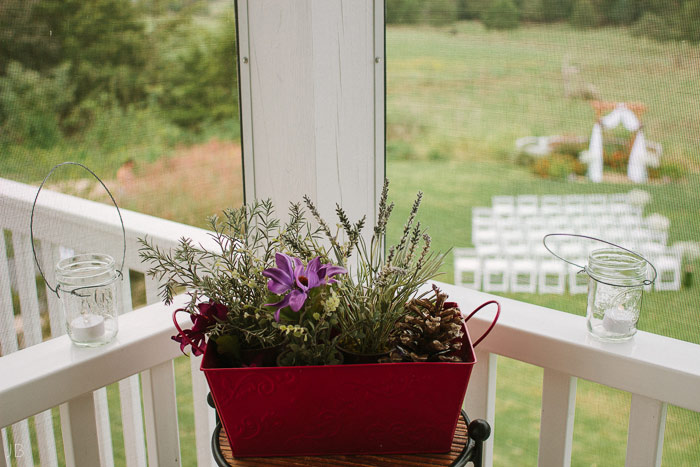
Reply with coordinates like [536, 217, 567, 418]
[172, 301, 228, 356]
[263, 253, 347, 321]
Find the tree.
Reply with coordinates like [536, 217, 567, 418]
[482, 0, 521, 29]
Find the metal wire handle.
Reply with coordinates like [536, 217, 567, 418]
[543, 233, 657, 288]
[30, 162, 126, 298]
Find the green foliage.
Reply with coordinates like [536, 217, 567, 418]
[298, 181, 447, 354]
[387, 140, 417, 160]
[519, 0, 545, 21]
[570, 0, 600, 28]
[632, 1, 700, 42]
[482, 0, 521, 29]
[386, 0, 422, 24]
[153, 9, 239, 130]
[139, 200, 285, 351]
[540, 0, 574, 22]
[425, 0, 459, 26]
[0, 61, 73, 148]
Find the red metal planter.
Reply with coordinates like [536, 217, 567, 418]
[202, 300, 499, 458]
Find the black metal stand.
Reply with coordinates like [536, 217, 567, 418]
[208, 393, 491, 467]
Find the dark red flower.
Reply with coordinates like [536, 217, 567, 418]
[172, 301, 229, 356]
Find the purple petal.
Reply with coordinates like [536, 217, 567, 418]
[288, 290, 307, 312]
[306, 257, 322, 275]
[323, 265, 347, 277]
[267, 279, 291, 295]
[264, 295, 291, 322]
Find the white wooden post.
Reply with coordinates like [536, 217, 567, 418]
[626, 395, 667, 467]
[141, 361, 181, 467]
[62, 392, 101, 467]
[539, 368, 577, 467]
[237, 0, 384, 225]
[463, 349, 497, 467]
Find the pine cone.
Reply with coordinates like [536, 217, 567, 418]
[381, 284, 464, 363]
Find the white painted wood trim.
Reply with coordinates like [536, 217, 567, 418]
[237, 0, 384, 226]
[190, 354, 216, 467]
[33, 411, 58, 467]
[539, 369, 577, 467]
[62, 391, 101, 467]
[11, 233, 42, 347]
[0, 295, 190, 428]
[0, 429, 7, 467]
[429, 281, 700, 412]
[626, 395, 667, 467]
[119, 376, 147, 467]
[463, 349, 497, 467]
[94, 388, 115, 467]
[374, 0, 385, 200]
[236, 0, 255, 203]
[142, 361, 181, 467]
[0, 234, 18, 356]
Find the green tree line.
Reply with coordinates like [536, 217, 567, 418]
[0, 0, 238, 152]
[387, 0, 700, 39]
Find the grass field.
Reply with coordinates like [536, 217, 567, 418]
[384, 21, 700, 466]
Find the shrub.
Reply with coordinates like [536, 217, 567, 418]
[482, 0, 520, 29]
[425, 0, 459, 26]
[386, 0, 422, 24]
[0, 62, 73, 148]
[386, 140, 416, 161]
[570, 0, 599, 28]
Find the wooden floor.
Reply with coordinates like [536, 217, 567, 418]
[217, 416, 469, 466]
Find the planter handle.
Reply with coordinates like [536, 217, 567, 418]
[172, 308, 206, 356]
[464, 300, 500, 348]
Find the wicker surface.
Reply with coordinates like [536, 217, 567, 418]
[216, 415, 469, 466]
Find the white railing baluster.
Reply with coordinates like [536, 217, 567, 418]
[145, 275, 161, 305]
[119, 376, 147, 467]
[142, 360, 181, 467]
[62, 392, 101, 467]
[539, 368, 577, 467]
[11, 233, 42, 346]
[39, 241, 63, 336]
[117, 269, 148, 467]
[0, 428, 8, 467]
[190, 354, 216, 466]
[94, 388, 114, 467]
[626, 394, 667, 467]
[464, 348, 497, 467]
[1, 234, 35, 467]
[0, 233, 17, 354]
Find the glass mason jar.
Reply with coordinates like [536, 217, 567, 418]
[586, 248, 648, 341]
[56, 253, 120, 347]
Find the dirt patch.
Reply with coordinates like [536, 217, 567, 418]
[50, 139, 245, 228]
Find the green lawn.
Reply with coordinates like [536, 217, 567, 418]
[385, 21, 700, 466]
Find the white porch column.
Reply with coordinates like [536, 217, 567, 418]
[237, 0, 385, 224]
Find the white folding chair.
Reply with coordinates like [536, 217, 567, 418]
[654, 254, 682, 291]
[540, 195, 563, 216]
[476, 240, 501, 258]
[510, 258, 538, 293]
[585, 194, 608, 215]
[482, 258, 510, 292]
[564, 194, 586, 216]
[516, 195, 539, 217]
[472, 219, 497, 245]
[538, 260, 567, 294]
[492, 195, 516, 217]
[453, 248, 482, 290]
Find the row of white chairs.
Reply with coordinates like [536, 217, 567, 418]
[489, 193, 647, 218]
[454, 248, 682, 294]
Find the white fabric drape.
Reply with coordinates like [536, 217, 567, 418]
[587, 123, 603, 183]
[628, 129, 647, 183]
[586, 104, 648, 183]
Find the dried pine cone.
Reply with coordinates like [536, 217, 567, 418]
[381, 284, 464, 363]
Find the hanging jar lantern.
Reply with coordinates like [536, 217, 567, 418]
[31, 162, 125, 347]
[544, 234, 657, 341]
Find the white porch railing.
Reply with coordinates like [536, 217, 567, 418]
[1, 177, 700, 467]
